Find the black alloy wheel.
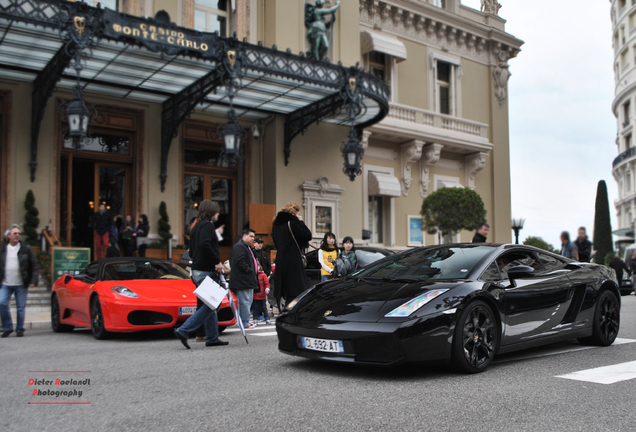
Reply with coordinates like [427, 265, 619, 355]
[451, 300, 499, 374]
[90, 296, 111, 340]
[579, 290, 620, 346]
[51, 295, 74, 333]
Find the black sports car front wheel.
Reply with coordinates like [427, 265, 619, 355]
[579, 290, 620, 346]
[91, 296, 111, 340]
[452, 301, 499, 374]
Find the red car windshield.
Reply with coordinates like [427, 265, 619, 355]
[101, 261, 190, 281]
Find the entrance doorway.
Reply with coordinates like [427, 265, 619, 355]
[60, 131, 134, 253]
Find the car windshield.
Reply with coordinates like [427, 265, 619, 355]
[101, 261, 190, 281]
[356, 250, 389, 267]
[353, 246, 495, 281]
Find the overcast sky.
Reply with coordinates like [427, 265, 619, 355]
[461, 0, 618, 248]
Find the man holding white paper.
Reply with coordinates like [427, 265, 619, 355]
[174, 200, 228, 349]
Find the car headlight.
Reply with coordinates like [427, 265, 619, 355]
[385, 289, 449, 317]
[285, 288, 314, 311]
[111, 286, 138, 298]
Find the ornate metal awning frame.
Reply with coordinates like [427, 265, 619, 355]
[0, 0, 389, 190]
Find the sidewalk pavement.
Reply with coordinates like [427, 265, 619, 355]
[6, 310, 51, 331]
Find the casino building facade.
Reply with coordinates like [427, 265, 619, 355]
[0, 0, 522, 262]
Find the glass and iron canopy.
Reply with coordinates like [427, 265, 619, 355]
[0, 0, 389, 188]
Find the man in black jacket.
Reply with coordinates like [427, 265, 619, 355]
[252, 238, 271, 275]
[574, 227, 593, 263]
[0, 224, 39, 337]
[472, 223, 490, 243]
[229, 229, 259, 329]
[609, 254, 631, 285]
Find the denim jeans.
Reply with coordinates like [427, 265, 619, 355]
[321, 275, 332, 282]
[236, 289, 253, 326]
[252, 299, 269, 321]
[176, 271, 220, 343]
[0, 285, 27, 333]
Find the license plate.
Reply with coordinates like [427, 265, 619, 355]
[178, 307, 196, 315]
[301, 337, 344, 353]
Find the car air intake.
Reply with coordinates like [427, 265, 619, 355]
[128, 311, 173, 326]
[352, 334, 404, 364]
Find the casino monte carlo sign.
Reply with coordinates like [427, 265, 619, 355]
[102, 9, 216, 58]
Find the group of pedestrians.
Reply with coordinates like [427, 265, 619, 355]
[559, 227, 592, 262]
[90, 204, 149, 260]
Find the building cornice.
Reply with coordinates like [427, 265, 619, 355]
[359, 0, 524, 67]
[612, 80, 636, 114]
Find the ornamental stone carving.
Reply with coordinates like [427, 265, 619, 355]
[360, 130, 372, 151]
[358, 0, 521, 67]
[419, 143, 444, 198]
[492, 44, 513, 106]
[465, 152, 488, 190]
[400, 140, 424, 196]
[480, 0, 502, 16]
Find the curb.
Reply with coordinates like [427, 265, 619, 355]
[27, 321, 51, 330]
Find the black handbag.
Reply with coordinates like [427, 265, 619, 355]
[288, 221, 308, 268]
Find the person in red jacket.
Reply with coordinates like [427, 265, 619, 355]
[253, 263, 271, 325]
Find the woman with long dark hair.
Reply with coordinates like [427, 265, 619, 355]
[173, 200, 228, 349]
[271, 202, 313, 303]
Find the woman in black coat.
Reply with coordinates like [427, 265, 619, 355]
[272, 202, 313, 303]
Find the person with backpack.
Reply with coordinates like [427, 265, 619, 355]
[333, 236, 357, 278]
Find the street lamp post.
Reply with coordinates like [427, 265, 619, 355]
[511, 218, 525, 245]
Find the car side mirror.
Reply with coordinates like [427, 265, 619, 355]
[507, 265, 534, 287]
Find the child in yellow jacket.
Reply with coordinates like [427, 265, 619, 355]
[319, 232, 338, 282]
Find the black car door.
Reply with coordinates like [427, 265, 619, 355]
[496, 250, 573, 346]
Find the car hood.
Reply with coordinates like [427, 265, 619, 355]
[99, 279, 198, 303]
[295, 278, 463, 323]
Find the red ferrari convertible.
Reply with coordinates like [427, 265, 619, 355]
[51, 258, 236, 339]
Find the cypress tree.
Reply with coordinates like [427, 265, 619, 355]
[158, 201, 171, 245]
[593, 180, 614, 264]
[24, 190, 39, 246]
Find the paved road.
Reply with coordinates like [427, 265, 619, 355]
[2, 296, 636, 432]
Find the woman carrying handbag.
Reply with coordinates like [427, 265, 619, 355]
[271, 202, 313, 306]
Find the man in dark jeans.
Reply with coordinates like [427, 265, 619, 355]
[229, 229, 259, 329]
[574, 227, 593, 263]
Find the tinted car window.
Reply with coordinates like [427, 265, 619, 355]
[355, 250, 389, 267]
[355, 246, 495, 281]
[84, 263, 100, 279]
[496, 252, 542, 280]
[481, 262, 501, 281]
[102, 261, 190, 281]
[536, 253, 566, 273]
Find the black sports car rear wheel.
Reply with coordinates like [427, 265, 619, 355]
[51, 294, 74, 333]
[91, 296, 111, 340]
[578, 290, 620, 346]
[452, 301, 498, 374]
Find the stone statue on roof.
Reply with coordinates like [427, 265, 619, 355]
[305, 0, 341, 61]
[480, 0, 502, 15]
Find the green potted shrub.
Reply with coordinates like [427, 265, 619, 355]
[24, 190, 40, 251]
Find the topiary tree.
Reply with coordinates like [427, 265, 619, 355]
[523, 236, 559, 254]
[24, 190, 39, 246]
[158, 201, 171, 246]
[593, 180, 614, 264]
[421, 187, 487, 241]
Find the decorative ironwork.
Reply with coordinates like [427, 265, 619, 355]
[2, 0, 390, 187]
[284, 93, 344, 166]
[339, 65, 366, 181]
[217, 109, 247, 169]
[160, 69, 223, 191]
[30, 45, 73, 181]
